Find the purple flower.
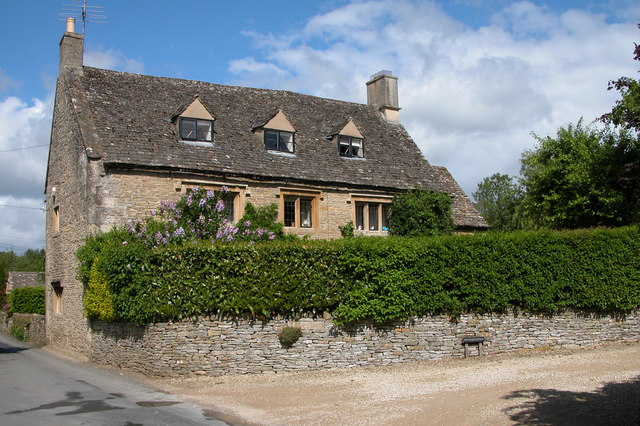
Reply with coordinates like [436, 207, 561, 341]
[206, 190, 215, 199]
[198, 198, 206, 208]
[215, 200, 225, 212]
[243, 220, 251, 228]
[122, 241, 128, 245]
[150, 210, 156, 217]
[220, 186, 229, 194]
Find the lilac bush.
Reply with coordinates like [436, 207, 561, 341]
[123, 186, 276, 247]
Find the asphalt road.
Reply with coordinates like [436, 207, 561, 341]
[0, 334, 227, 426]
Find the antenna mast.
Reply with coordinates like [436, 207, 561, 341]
[60, 0, 107, 35]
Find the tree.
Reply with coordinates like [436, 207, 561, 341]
[519, 121, 638, 229]
[388, 189, 454, 236]
[472, 173, 523, 230]
[601, 24, 640, 133]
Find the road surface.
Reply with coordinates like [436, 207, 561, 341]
[0, 333, 227, 426]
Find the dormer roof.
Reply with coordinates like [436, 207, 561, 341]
[171, 96, 215, 121]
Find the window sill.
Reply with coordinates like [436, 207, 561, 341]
[181, 140, 214, 148]
[267, 150, 296, 158]
[340, 156, 366, 160]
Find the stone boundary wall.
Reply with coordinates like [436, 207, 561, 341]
[90, 311, 640, 377]
[0, 312, 46, 346]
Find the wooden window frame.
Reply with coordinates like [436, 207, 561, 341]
[353, 197, 392, 232]
[339, 135, 364, 158]
[179, 117, 214, 142]
[265, 129, 295, 154]
[279, 190, 320, 229]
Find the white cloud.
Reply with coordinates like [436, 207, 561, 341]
[228, 0, 639, 196]
[84, 46, 145, 74]
[0, 94, 51, 251]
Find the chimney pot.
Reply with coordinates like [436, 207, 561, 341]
[66, 17, 76, 34]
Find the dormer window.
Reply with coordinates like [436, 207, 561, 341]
[173, 97, 215, 146]
[180, 117, 213, 142]
[265, 129, 294, 153]
[339, 135, 364, 158]
[333, 118, 365, 158]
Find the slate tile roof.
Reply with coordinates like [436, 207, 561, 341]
[64, 67, 488, 229]
[6, 272, 44, 292]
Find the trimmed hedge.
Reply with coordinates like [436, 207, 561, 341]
[79, 227, 640, 325]
[9, 286, 45, 315]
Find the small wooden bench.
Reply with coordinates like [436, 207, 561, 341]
[462, 336, 485, 357]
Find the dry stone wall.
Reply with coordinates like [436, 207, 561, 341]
[0, 313, 46, 346]
[90, 311, 640, 377]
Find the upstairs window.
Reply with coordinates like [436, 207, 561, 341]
[339, 135, 364, 158]
[180, 117, 213, 142]
[265, 129, 294, 154]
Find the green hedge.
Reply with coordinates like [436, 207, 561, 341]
[9, 286, 45, 315]
[80, 227, 640, 325]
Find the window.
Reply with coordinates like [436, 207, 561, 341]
[355, 202, 390, 231]
[265, 129, 294, 153]
[222, 193, 236, 222]
[53, 206, 60, 233]
[339, 135, 364, 158]
[283, 195, 313, 228]
[180, 117, 213, 142]
[52, 281, 63, 314]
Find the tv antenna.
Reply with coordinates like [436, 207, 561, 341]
[60, 0, 107, 35]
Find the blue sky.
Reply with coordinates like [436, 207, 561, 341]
[0, 0, 639, 251]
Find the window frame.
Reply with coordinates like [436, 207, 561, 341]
[264, 129, 295, 154]
[338, 135, 364, 158]
[354, 200, 391, 232]
[280, 191, 319, 230]
[179, 117, 214, 142]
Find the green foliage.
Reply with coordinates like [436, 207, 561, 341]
[278, 326, 302, 348]
[338, 221, 355, 238]
[238, 202, 285, 239]
[10, 318, 29, 341]
[601, 27, 640, 134]
[473, 173, 524, 230]
[84, 260, 116, 322]
[0, 249, 45, 308]
[520, 121, 639, 229]
[8, 286, 45, 315]
[388, 189, 454, 236]
[78, 227, 640, 325]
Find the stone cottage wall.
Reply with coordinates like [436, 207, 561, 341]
[0, 313, 46, 346]
[98, 169, 393, 240]
[90, 311, 640, 377]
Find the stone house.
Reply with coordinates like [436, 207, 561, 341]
[5, 272, 45, 293]
[45, 20, 487, 354]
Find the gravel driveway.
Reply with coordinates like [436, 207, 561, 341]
[149, 342, 640, 425]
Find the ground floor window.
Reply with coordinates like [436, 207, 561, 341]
[283, 194, 315, 228]
[355, 202, 390, 231]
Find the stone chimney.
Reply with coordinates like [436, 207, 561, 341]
[366, 70, 400, 122]
[59, 18, 84, 74]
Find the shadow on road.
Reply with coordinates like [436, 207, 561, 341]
[502, 376, 640, 425]
[0, 340, 30, 354]
[5, 390, 124, 416]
